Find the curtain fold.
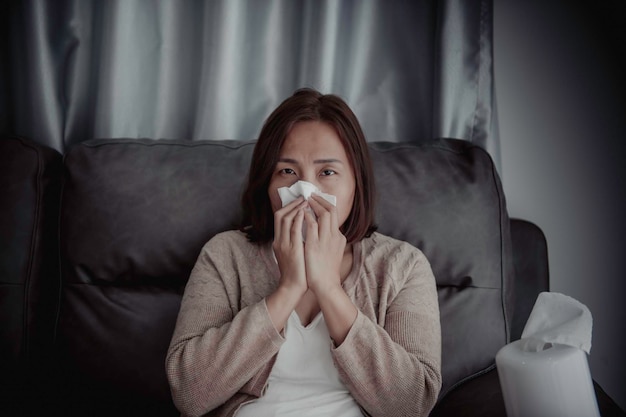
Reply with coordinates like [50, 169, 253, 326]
[1, 0, 498, 167]
[435, 0, 499, 166]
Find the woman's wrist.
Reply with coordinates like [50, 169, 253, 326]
[308, 276, 342, 298]
[315, 284, 358, 345]
[277, 278, 307, 299]
[266, 283, 306, 332]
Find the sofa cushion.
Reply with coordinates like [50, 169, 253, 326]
[57, 138, 512, 413]
[369, 140, 513, 398]
[58, 139, 255, 415]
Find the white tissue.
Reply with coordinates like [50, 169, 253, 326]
[521, 291, 593, 354]
[277, 180, 337, 207]
[277, 181, 336, 241]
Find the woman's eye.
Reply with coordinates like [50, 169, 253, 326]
[280, 168, 296, 175]
[321, 169, 336, 176]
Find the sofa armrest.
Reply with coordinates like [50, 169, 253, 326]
[509, 218, 549, 340]
[429, 368, 504, 416]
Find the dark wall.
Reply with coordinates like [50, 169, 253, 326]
[495, 0, 626, 409]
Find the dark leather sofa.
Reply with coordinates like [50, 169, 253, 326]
[1, 136, 623, 416]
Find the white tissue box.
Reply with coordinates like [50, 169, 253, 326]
[496, 339, 600, 417]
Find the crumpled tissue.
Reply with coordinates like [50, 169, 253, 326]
[277, 181, 336, 241]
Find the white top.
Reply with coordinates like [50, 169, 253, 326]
[235, 311, 363, 417]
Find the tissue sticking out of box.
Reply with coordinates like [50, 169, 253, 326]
[521, 291, 592, 354]
[277, 181, 337, 241]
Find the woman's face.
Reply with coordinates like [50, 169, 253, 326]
[268, 120, 356, 228]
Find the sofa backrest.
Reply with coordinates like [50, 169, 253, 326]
[369, 141, 514, 396]
[56, 138, 513, 414]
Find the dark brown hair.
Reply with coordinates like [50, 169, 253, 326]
[240, 88, 377, 243]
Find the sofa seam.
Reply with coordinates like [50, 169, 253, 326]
[460, 142, 510, 345]
[22, 139, 44, 365]
[479, 144, 510, 345]
[51, 161, 67, 355]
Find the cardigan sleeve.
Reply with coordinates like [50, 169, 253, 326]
[330, 245, 442, 417]
[165, 236, 284, 417]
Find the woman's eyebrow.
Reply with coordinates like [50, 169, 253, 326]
[277, 158, 298, 164]
[277, 158, 344, 164]
[314, 158, 343, 164]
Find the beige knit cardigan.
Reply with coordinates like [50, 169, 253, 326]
[166, 230, 441, 417]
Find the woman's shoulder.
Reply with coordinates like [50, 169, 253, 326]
[200, 229, 257, 257]
[361, 231, 427, 260]
[206, 229, 249, 245]
[359, 232, 434, 286]
[195, 230, 271, 272]
[360, 232, 432, 275]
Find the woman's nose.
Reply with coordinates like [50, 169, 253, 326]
[298, 176, 320, 188]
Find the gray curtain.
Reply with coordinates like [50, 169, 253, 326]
[1, 0, 498, 166]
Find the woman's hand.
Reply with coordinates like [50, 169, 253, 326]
[272, 196, 308, 295]
[303, 194, 357, 345]
[303, 194, 346, 295]
[266, 196, 308, 333]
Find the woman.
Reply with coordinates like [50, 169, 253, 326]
[166, 88, 441, 417]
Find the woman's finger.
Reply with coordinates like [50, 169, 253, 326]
[273, 196, 305, 241]
[291, 205, 305, 242]
[279, 200, 306, 245]
[303, 205, 319, 241]
[308, 194, 338, 232]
